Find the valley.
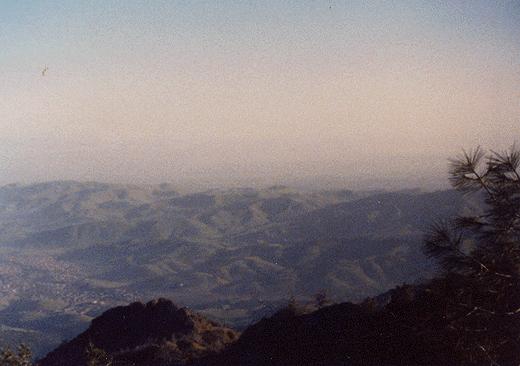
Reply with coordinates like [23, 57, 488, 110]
[0, 181, 468, 356]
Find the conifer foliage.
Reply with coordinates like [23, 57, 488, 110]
[424, 145, 520, 365]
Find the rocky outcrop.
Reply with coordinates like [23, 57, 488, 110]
[37, 298, 238, 366]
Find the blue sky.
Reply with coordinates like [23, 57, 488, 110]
[1, 1, 519, 187]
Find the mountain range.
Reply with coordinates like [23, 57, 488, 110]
[0, 181, 471, 356]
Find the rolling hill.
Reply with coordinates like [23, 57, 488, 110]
[0, 181, 469, 356]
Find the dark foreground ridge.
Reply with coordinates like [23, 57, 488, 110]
[37, 278, 520, 366]
[37, 298, 238, 366]
[194, 283, 455, 366]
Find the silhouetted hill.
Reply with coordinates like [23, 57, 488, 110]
[39, 276, 516, 366]
[194, 277, 517, 366]
[38, 298, 238, 366]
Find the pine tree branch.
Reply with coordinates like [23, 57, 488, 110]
[477, 344, 502, 366]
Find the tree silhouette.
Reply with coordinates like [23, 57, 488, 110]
[424, 145, 520, 365]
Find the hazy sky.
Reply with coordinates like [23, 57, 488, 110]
[1, 1, 519, 188]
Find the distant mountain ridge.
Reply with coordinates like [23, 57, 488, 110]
[0, 181, 470, 356]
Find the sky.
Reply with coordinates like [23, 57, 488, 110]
[1, 1, 519, 189]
